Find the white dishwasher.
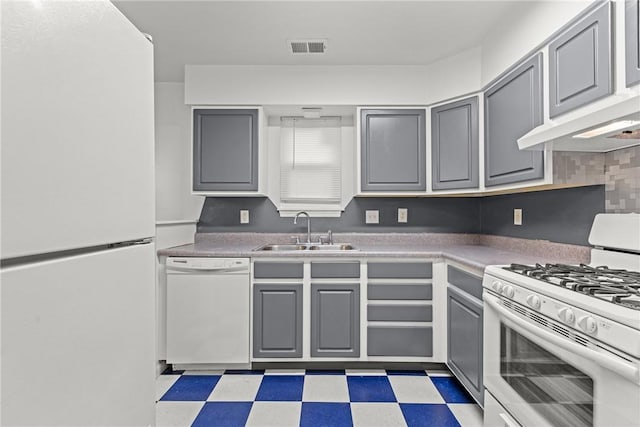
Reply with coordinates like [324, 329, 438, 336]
[166, 257, 250, 368]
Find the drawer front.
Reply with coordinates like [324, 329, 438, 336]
[368, 284, 432, 300]
[311, 262, 360, 278]
[368, 326, 433, 357]
[367, 304, 432, 322]
[368, 262, 432, 278]
[447, 265, 483, 300]
[253, 262, 304, 279]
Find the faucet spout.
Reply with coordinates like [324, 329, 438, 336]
[294, 211, 311, 244]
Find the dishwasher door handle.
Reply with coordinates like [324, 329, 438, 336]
[166, 265, 249, 273]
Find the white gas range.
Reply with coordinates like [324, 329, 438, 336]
[482, 213, 640, 427]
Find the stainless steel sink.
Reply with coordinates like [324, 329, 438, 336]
[253, 243, 358, 251]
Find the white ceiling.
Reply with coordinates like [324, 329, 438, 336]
[113, 0, 532, 83]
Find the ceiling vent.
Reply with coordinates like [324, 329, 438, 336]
[288, 39, 327, 54]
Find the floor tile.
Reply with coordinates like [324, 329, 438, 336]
[351, 402, 407, 427]
[425, 368, 453, 377]
[207, 375, 262, 401]
[191, 402, 252, 427]
[400, 403, 461, 427]
[448, 403, 484, 427]
[255, 375, 304, 401]
[300, 402, 353, 427]
[155, 401, 203, 427]
[348, 376, 397, 402]
[224, 369, 265, 375]
[245, 402, 302, 427]
[386, 370, 427, 376]
[264, 368, 306, 375]
[302, 375, 350, 402]
[431, 377, 474, 403]
[388, 376, 446, 404]
[346, 369, 387, 376]
[306, 369, 346, 375]
[160, 375, 221, 401]
[156, 375, 181, 401]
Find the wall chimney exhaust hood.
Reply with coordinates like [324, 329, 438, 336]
[518, 92, 640, 152]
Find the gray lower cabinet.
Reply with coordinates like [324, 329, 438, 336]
[360, 109, 426, 192]
[447, 266, 483, 406]
[627, 0, 640, 87]
[253, 284, 303, 358]
[193, 108, 259, 192]
[368, 326, 433, 357]
[311, 283, 360, 357]
[484, 54, 544, 187]
[549, 2, 612, 117]
[431, 96, 479, 190]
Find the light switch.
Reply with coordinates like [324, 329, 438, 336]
[398, 208, 408, 223]
[365, 210, 379, 224]
[514, 208, 522, 226]
[240, 210, 250, 224]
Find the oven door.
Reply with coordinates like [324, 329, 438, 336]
[483, 291, 640, 427]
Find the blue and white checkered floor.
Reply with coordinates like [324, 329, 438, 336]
[156, 368, 483, 426]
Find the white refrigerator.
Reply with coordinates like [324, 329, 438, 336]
[1, 1, 156, 425]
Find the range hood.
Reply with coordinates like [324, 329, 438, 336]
[518, 92, 640, 152]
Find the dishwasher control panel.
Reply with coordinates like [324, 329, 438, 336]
[166, 257, 250, 270]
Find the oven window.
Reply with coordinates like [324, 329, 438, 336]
[500, 324, 594, 427]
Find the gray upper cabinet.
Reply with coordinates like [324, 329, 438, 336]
[311, 283, 360, 358]
[193, 108, 259, 192]
[431, 97, 479, 190]
[484, 54, 544, 187]
[627, 0, 640, 86]
[360, 109, 426, 192]
[549, 2, 612, 117]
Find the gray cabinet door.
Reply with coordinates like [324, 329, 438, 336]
[447, 286, 483, 405]
[311, 283, 360, 357]
[431, 97, 479, 190]
[193, 109, 259, 191]
[549, 2, 612, 117]
[627, 0, 640, 87]
[253, 284, 302, 358]
[484, 54, 544, 187]
[360, 109, 426, 192]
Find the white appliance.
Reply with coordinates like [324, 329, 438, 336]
[482, 213, 640, 427]
[166, 258, 250, 369]
[1, 1, 156, 426]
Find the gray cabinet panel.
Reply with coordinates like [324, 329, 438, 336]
[253, 284, 302, 358]
[311, 284, 360, 357]
[368, 284, 432, 301]
[447, 286, 483, 405]
[627, 0, 640, 86]
[311, 262, 360, 278]
[549, 2, 612, 117]
[431, 97, 479, 190]
[367, 304, 432, 322]
[368, 262, 432, 278]
[484, 54, 544, 187]
[447, 265, 483, 300]
[361, 109, 426, 191]
[368, 326, 433, 357]
[193, 109, 258, 191]
[253, 262, 303, 279]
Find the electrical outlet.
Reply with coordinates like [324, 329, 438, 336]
[365, 210, 379, 224]
[240, 209, 250, 224]
[398, 208, 408, 223]
[513, 208, 522, 226]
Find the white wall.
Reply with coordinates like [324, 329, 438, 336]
[155, 82, 204, 221]
[425, 46, 482, 104]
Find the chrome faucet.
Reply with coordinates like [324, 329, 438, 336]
[294, 211, 311, 244]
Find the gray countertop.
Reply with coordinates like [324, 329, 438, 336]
[158, 233, 591, 275]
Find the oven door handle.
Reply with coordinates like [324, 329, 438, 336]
[485, 295, 640, 384]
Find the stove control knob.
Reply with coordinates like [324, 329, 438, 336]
[503, 285, 515, 298]
[559, 307, 575, 324]
[492, 281, 503, 293]
[578, 316, 597, 334]
[526, 294, 541, 310]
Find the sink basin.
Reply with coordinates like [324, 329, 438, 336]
[253, 243, 358, 251]
[308, 244, 358, 251]
[253, 244, 307, 251]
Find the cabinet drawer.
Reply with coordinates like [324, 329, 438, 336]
[253, 262, 304, 279]
[311, 262, 360, 278]
[368, 284, 432, 300]
[368, 326, 433, 357]
[368, 305, 432, 322]
[367, 262, 432, 279]
[447, 266, 483, 300]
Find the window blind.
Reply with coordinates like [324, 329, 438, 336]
[280, 117, 342, 203]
